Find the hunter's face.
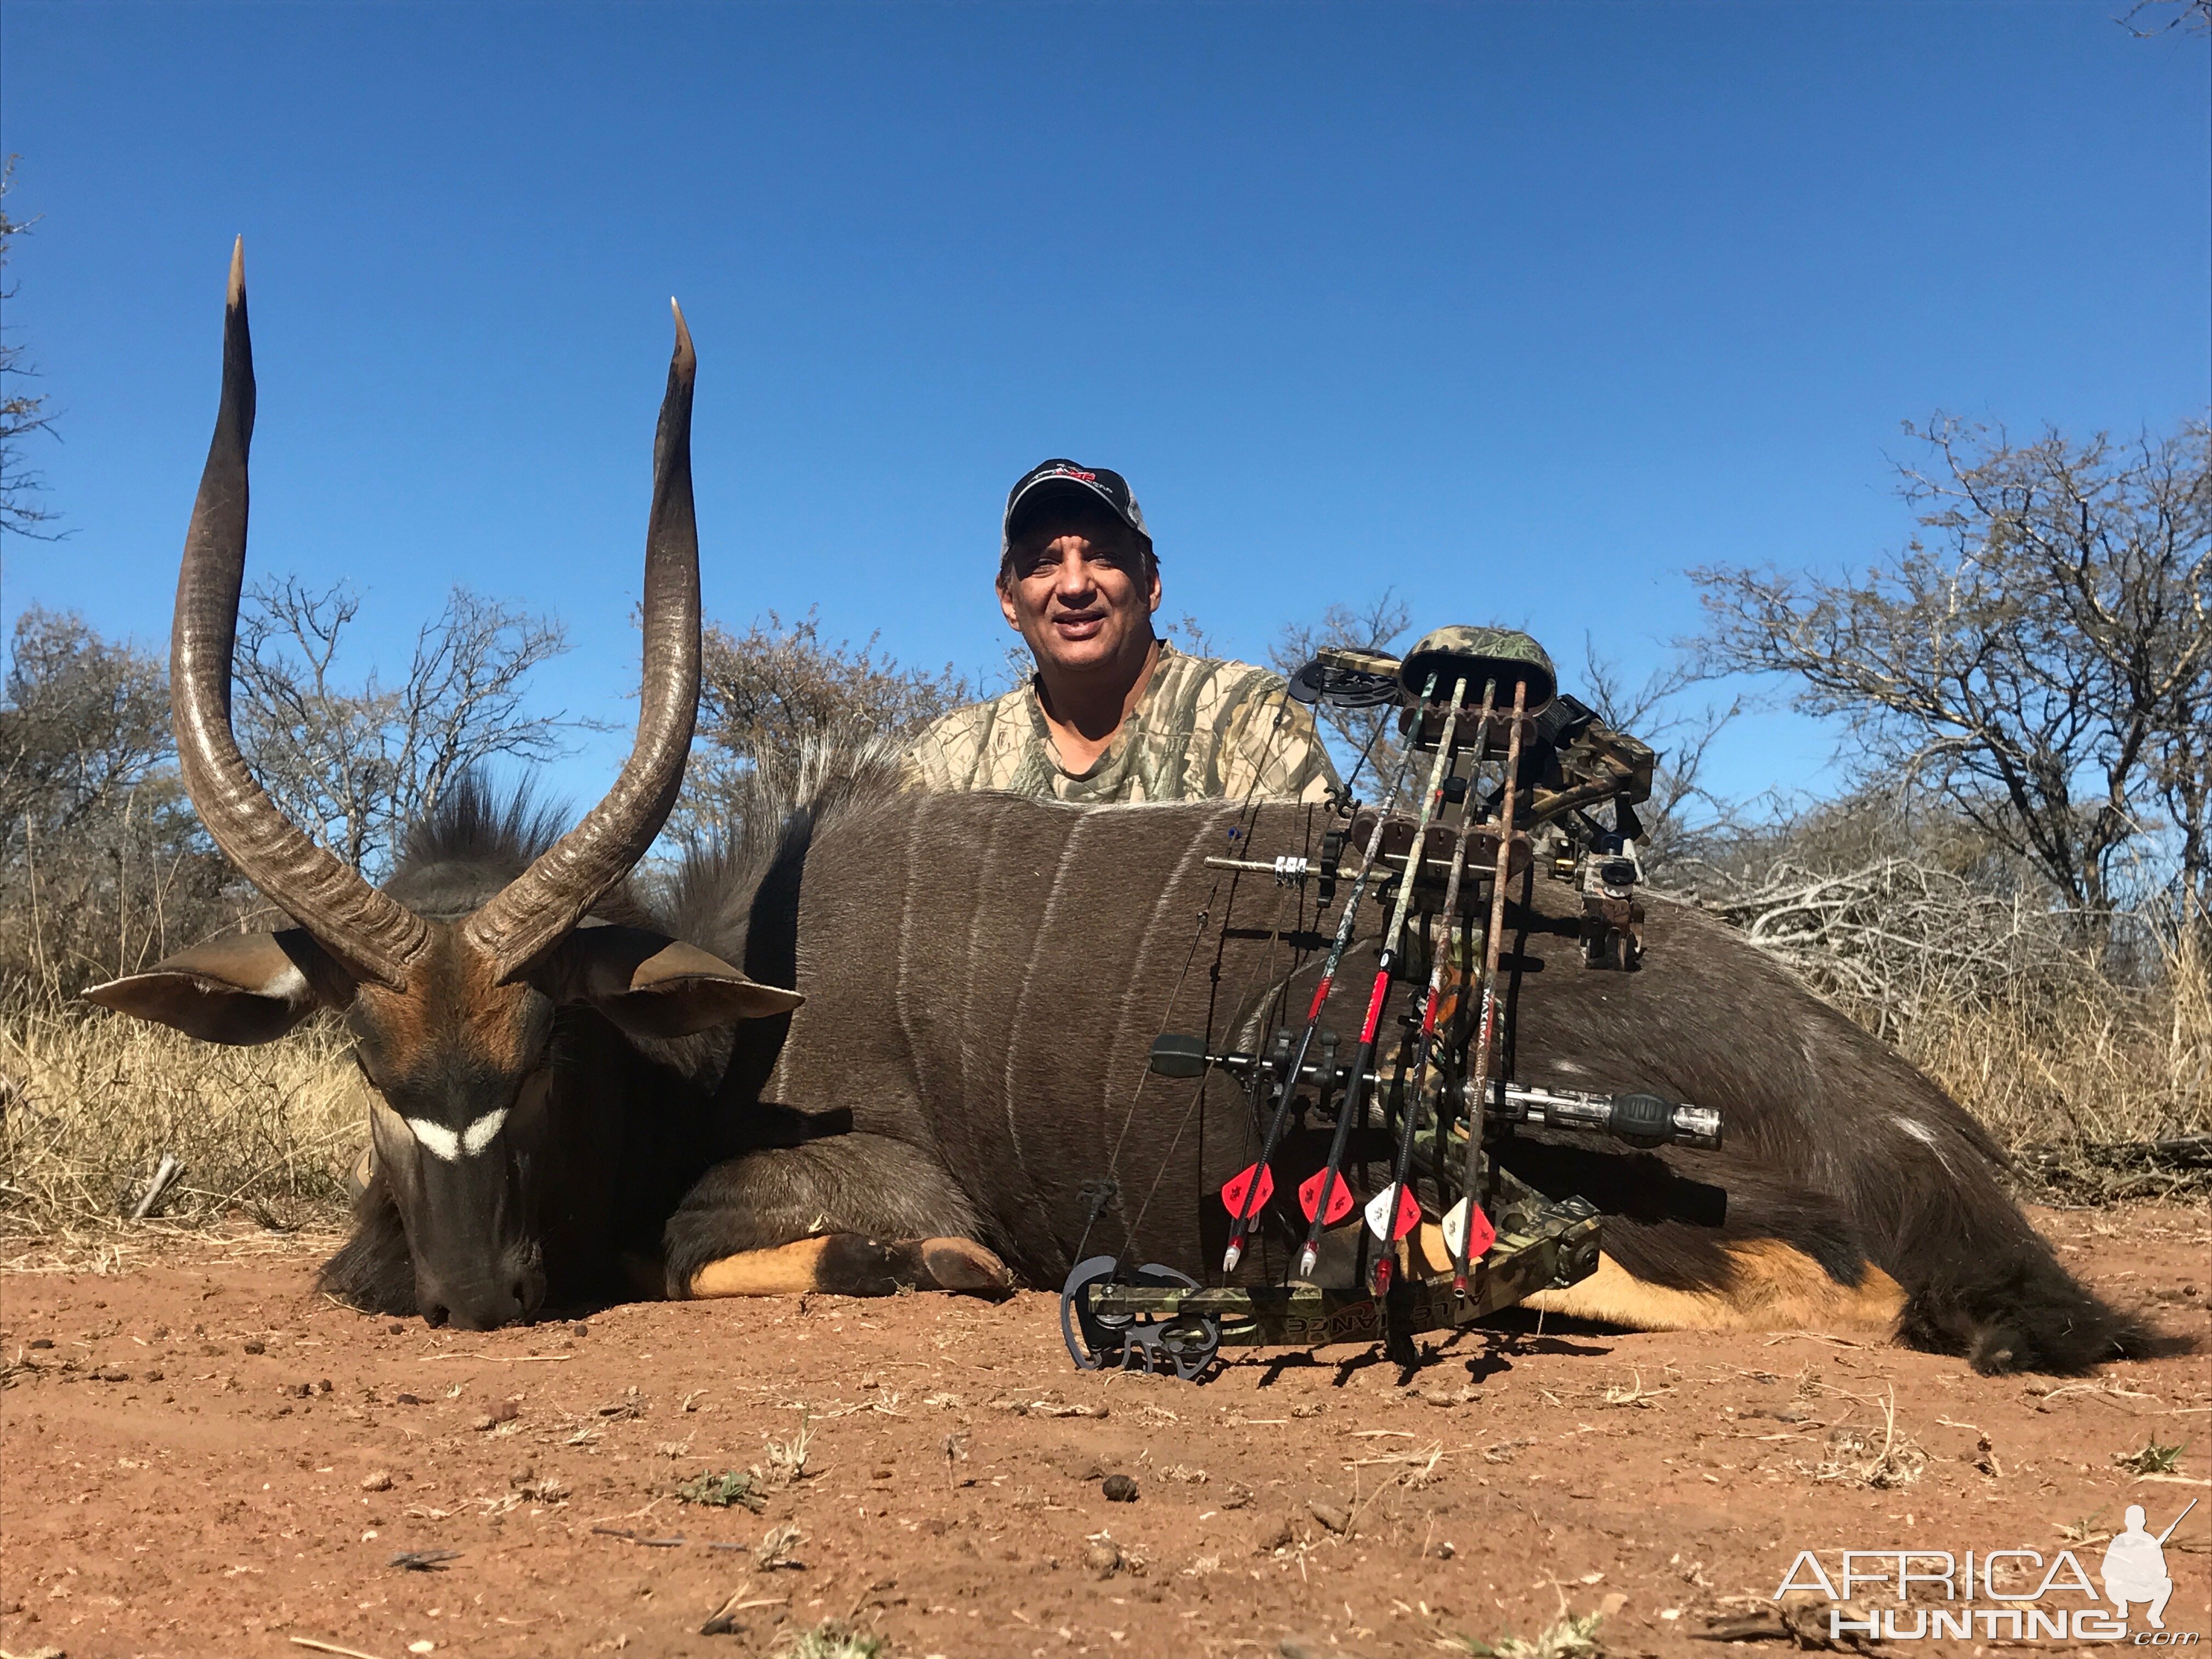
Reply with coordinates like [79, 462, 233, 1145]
[998, 510, 1160, 678]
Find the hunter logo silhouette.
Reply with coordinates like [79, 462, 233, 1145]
[2103, 1499, 2194, 1630]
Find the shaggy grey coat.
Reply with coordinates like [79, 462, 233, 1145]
[328, 774, 2157, 1374]
[656, 786, 2149, 1375]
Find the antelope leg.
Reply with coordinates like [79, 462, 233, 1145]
[663, 1133, 998, 1298]
[685, 1234, 1012, 1299]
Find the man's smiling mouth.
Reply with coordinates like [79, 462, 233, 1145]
[1051, 608, 1107, 640]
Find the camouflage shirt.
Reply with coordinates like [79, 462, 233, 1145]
[899, 643, 1340, 804]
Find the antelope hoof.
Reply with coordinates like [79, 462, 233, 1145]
[913, 1236, 1015, 1296]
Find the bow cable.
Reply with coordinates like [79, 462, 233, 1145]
[1090, 674, 1328, 1267]
[1290, 673, 1469, 1278]
[1217, 671, 1438, 1274]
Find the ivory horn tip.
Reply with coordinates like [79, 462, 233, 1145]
[669, 298, 694, 371]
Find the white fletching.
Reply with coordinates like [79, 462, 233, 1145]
[1364, 1184, 1399, 1241]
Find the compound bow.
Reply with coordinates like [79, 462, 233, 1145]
[1059, 624, 1721, 1380]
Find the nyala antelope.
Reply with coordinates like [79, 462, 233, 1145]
[92, 247, 2161, 1374]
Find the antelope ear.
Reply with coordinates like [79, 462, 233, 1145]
[83, 929, 336, 1045]
[564, 927, 803, 1040]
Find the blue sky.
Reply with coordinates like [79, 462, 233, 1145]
[3, 1, 2206, 811]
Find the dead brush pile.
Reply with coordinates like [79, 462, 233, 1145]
[1682, 857, 2210, 1200]
[0, 985, 361, 1234]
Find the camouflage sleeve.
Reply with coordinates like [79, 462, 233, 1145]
[1215, 676, 1342, 803]
[899, 706, 972, 793]
[899, 693, 1024, 794]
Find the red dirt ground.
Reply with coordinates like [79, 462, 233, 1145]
[2, 1204, 2207, 1659]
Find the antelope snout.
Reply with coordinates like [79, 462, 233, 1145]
[415, 1256, 546, 1330]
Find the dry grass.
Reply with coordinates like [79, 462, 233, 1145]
[0, 904, 2201, 1240]
[1446, 1611, 1605, 1659]
[1799, 1385, 1927, 1489]
[0, 994, 362, 1234]
[1854, 940, 2210, 1201]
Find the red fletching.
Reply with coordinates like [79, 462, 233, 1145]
[1220, 1164, 1274, 1218]
[1386, 1183, 1422, 1240]
[1461, 1203, 1497, 1261]
[1298, 1168, 1356, 1226]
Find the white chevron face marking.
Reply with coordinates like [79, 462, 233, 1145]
[460, 1108, 509, 1156]
[404, 1109, 509, 1163]
[406, 1119, 461, 1161]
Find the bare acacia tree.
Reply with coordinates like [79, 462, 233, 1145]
[1271, 589, 1414, 795]
[1161, 610, 1223, 663]
[1, 609, 170, 844]
[0, 610, 242, 988]
[0, 158, 61, 544]
[680, 608, 973, 827]
[1575, 638, 1738, 877]
[1691, 416, 2212, 926]
[233, 577, 587, 880]
[2119, 0, 2210, 36]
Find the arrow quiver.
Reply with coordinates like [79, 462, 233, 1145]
[1060, 624, 1720, 1381]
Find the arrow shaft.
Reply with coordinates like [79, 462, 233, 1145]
[1297, 951, 1393, 1232]
[1296, 676, 1470, 1274]
[1370, 678, 1498, 1289]
[1222, 673, 1440, 1259]
[1453, 676, 1531, 1289]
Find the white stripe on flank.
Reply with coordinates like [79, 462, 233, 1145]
[893, 795, 928, 1116]
[1099, 799, 1235, 1137]
[1003, 812, 1095, 1234]
[953, 805, 1014, 1126]
[1892, 1115, 1955, 1176]
[405, 1108, 508, 1163]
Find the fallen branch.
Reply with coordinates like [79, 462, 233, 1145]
[289, 1638, 390, 1659]
[416, 1352, 572, 1363]
[590, 1525, 686, 1547]
[125, 1153, 185, 1221]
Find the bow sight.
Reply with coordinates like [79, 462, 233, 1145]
[1058, 624, 1719, 1379]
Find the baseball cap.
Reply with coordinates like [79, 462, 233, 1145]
[1002, 459, 1153, 556]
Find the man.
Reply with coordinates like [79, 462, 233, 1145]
[901, 459, 1339, 803]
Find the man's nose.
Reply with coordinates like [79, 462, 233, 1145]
[1052, 546, 1100, 597]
